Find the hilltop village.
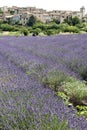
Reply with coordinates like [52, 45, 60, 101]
[0, 6, 87, 25]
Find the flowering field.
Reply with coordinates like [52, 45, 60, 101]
[0, 34, 87, 130]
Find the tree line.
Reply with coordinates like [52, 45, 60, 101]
[0, 15, 87, 36]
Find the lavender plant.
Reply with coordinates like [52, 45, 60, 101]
[0, 34, 87, 130]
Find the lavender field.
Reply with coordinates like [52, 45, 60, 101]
[0, 34, 87, 130]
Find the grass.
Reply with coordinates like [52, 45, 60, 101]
[38, 68, 87, 117]
[0, 31, 21, 36]
[26, 66, 87, 108]
[61, 78, 87, 106]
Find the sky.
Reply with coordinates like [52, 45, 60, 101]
[0, 0, 87, 12]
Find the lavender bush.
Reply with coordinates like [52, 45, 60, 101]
[0, 34, 87, 129]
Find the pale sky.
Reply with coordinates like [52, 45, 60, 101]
[0, 0, 87, 12]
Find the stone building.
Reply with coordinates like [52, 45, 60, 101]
[0, 6, 86, 24]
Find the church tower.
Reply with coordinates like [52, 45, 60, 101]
[80, 6, 85, 18]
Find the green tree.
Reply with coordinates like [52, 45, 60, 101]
[64, 16, 80, 26]
[10, 10, 15, 15]
[53, 19, 60, 24]
[64, 16, 73, 25]
[72, 16, 80, 26]
[27, 15, 36, 27]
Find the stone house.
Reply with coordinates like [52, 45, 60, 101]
[4, 14, 20, 24]
[20, 12, 32, 25]
[0, 6, 87, 24]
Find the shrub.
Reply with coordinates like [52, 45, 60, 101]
[0, 24, 17, 31]
[76, 105, 87, 118]
[66, 59, 87, 81]
[64, 16, 80, 26]
[31, 28, 41, 35]
[33, 23, 47, 31]
[63, 26, 80, 33]
[21, 27, 28, 36]
[61, 77, 87, 106]
[47, 23, 60, 30]
[46, 29, 60, 35]
[0, 89, 71, 130]
[57, 92, 70, 105]
[42, 70, 68, 91]
[78, 66, 87, 81]
[72, 16, 80, 26]
[46, 29, 55, 36]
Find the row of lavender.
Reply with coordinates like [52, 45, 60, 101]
[0, 34, 87, 79]
[0, 34, 87, 129]
[0, 38, 73, 129]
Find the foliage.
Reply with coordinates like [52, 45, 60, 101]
[72, 16, 80, 26]
[0, 20, 3, 24]
[21, 27, 28, 36]
[46, 29, 55, 36]
[63, 26, 80, 33]
[76, 23, 87, 29]
[33, 22, 47, 31]
[76, 105, 87, 118]
[0, 35, 87, 128]
[64, 16, 80, 26]
[53, 19, 60, 24]
[42, 70, 68, 91]
[66, 59, 87, 81]
[0, 15, 87, 35]
[57, 92, 70, 105]
[27, 15, 37, 27]
[61, 77, 87, 106]
[79, 67, 87, 81]
[41, 68, 87, 107]
[64, 16, 73, 25]
[10, 10, 15, 15]
[47, 23, 60, 29]
[41, 115, 70, 130]
[30, 28, 41, 35]
[0, 24, 18, 31]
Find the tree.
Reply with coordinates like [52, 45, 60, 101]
[64, 16, 80, 26]
[27, 15, 36, 27]
[72, 16, 80, 26]
[10, 10, 15, 15]
[64, 16, 73, 25]
[53, 19, 60, 24]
